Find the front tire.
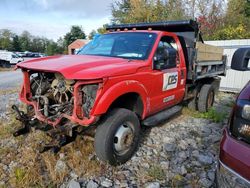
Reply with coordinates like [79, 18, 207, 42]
[94, 108, 141, 165]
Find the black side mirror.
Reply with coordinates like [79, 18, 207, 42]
[154, 47, 177, 70]
[231, 48, 250, 71]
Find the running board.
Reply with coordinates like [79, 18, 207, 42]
[142, 105, 182, 126]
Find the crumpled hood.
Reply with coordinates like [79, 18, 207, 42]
[17, 55, 144, 79]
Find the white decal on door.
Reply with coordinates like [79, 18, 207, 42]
[163, 72, 178, 91]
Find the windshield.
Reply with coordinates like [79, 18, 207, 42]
[77, 32, 157, 60]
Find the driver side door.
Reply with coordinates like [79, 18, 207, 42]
[149, 34, 186, 114]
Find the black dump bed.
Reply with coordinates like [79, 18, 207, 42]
[107, 20, 226, 82]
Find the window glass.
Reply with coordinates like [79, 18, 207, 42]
[77, 32, 157, 60]
[154, 36, 178, 69]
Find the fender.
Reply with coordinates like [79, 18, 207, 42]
[91, 80, 149, 119]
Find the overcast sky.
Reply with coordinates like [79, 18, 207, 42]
[0, 0, 115, 40]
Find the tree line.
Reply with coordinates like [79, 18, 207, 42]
[110, 0, 250, 40]
[0, 26, 87, 55]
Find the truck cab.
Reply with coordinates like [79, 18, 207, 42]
[14, 20, 226, 165]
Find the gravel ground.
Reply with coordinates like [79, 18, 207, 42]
[0, 90, 236, 188]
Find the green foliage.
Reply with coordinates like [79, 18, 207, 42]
[147, 164, 165, 180]
[64, 25, 86, 46]
[212, 23, 250, 40]
[182, 107, 227, 123]
[97, 24, 108, 34]
[111, 0, 250, 40]
[0, 29, 14, 50]
[14, 168, 26, 182]
[111, 0, 187, 24]
[88, 30, 97, 40]
[12, 35, 21, 51]
[0, 30, 67, 55]
[195, 108, 227, 123]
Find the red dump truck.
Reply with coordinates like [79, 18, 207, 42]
[14, 20, 226, 165]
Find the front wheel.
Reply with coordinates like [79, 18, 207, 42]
[94, 108, 141, 165]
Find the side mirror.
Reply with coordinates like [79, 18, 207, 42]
[154, 47, 177, 70]
[231, 48, 250, 71]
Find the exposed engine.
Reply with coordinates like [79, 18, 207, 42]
[30, 72, 75, 119]
[29, 72, 99, 121]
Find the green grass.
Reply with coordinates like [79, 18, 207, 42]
[147, 164, 165, 180]
[182, 107, 227, 123]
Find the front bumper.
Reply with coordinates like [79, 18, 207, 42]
[217, 128, 250, 187]
[217, 160, 250, 188]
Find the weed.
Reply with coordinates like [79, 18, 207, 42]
[171, 174, 184, 187]
[182, 107, 227, 123]
[0, 68, 13, 72]
[0, 87, 19, 95]
[147, 164, 165, 180]
[195, 108, 227, 123]
[14, 168, 26, 183]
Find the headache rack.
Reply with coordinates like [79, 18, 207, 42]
[107, 20, 226, 82]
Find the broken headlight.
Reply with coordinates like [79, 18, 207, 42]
[81, 84, 99, 118]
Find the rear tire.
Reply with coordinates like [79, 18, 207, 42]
[198, 84, 215, 112]
[94, 108, 141, 165]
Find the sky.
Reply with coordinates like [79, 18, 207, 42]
[0, 0, 115, 40]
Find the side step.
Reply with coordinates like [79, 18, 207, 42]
[142, 105, 182, 126]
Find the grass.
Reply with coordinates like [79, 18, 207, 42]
[0, 105, 104, 187]
[147, 164, 165, 181]
[0, 67, 13, 72]
[182, 107, 227, 123]
[0, 87, 19, 95]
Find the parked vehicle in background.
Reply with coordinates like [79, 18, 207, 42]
[0, 50, 24, 67]
[16, 51, 46, 58]
[217, 48, 250, 187]
[14, 20, 227, 165]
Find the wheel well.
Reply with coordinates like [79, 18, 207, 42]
[109, 93, 144, 118]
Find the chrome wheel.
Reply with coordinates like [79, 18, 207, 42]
[114, 123, 134, 155]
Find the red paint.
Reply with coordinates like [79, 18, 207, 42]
[17, 31, 187, 126]
[220, 129, 250, 180]
[219, 81, 250, 181]
[238, 81, 250, 100]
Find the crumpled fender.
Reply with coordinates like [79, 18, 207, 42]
[91, 80, 149, 119]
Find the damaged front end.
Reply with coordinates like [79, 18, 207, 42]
[12, 69, 102, 152]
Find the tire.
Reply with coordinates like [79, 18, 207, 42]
[198, 84, 215, 112]
[94, 108, 141, 165]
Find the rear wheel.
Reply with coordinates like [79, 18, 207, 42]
[94, 108, 141, 165]
[198, 84, 215, 112]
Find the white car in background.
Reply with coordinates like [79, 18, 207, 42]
[0, 50, 24, 67]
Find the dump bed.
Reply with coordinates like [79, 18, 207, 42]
[107, 20, 226, 82]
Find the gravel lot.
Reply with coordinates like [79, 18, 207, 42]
[0, 88, 235, 188]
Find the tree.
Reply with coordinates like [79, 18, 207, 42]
[12, 35, 21, 51]
[19, 31, 32, 52]
[64, 26, 86, 47]
[97, 24, 108, 34]
[210, 0, 250, 40]
[111, 0, 187, 24]
[88, 30, 97, 40]
[0, 29, 14, 50]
